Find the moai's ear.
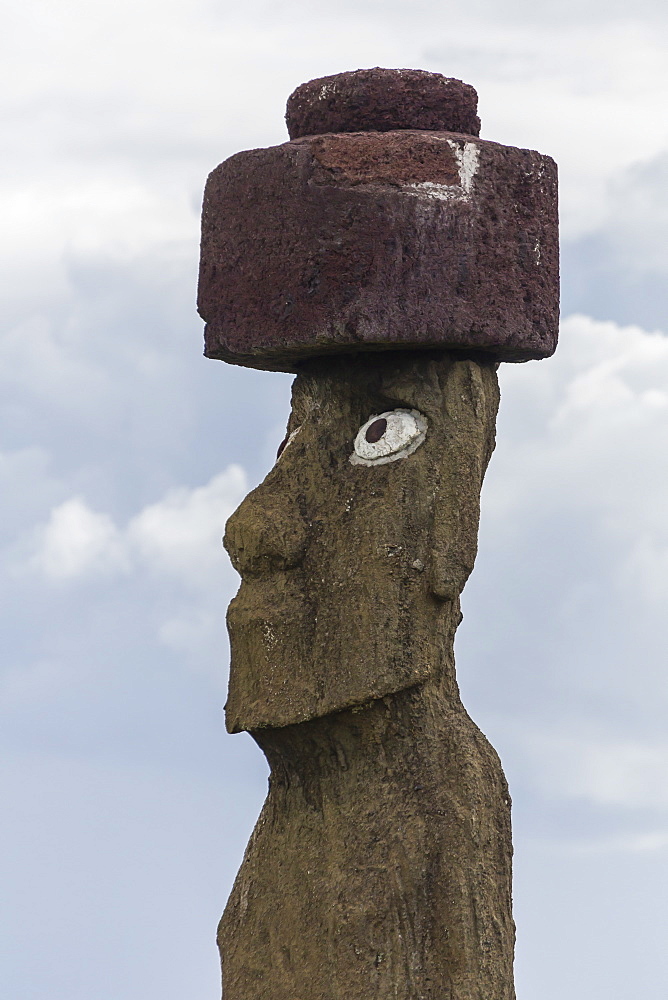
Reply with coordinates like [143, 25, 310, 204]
[442, 357, 499, 429]
[429, 359, 499, 601]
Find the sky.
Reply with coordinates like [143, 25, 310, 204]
[2, 0, 668, 997]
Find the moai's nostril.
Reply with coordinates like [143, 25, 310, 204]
[224, 494, 308, 577]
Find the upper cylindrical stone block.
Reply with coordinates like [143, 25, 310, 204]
[198, 69, 559, 371]
[286, 67, 481, 139]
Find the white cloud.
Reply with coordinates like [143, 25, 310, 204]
[490, 314, 668, 598]
[515, 729, 668, 811]
[460, 313, 668, 835]
[29, 466, 247, 587]
[0, 447, 62, 534]
[3, 5, 668, 991]
[127, 467, 246, 587]
[34, 497, 128, 580]
[2, 0, 668, 308]
[592, 152, 668, 275]
[0, 313, 112, 413]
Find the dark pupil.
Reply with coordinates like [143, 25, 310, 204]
[365, 418, 387, 444]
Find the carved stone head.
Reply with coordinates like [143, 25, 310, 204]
[223, 351, 499, 733]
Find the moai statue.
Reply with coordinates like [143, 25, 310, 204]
[198, 68, 559, 1000]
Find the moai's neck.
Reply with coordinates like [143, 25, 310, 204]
[226, 599, 515, 1000]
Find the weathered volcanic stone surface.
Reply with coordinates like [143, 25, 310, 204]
[198, 128, 559, 371]
[219, 353, 516, 998]
[286, 67, 481, 138]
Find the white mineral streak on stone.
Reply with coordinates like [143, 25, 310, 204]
[403, 140, 480, 202]
[350, 409, 428, 467]
[405, 181, 458, 202]
[453, 141, 480, 194]
[534, 238, 542, 265]
[276, 425, 302, 463]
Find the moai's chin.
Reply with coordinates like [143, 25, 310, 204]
[224, 569, 456, 734]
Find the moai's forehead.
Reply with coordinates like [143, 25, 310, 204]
[289, 351, 498, 439]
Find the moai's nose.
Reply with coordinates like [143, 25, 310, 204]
[223, 488, 308, 577]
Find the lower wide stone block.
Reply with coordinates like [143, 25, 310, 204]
[198, 129, 559, 371]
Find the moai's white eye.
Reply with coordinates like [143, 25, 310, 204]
[350, 409, 428, 466]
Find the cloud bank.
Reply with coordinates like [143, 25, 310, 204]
[4, 1, 668, 997]
[31, 466, 246, 585]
